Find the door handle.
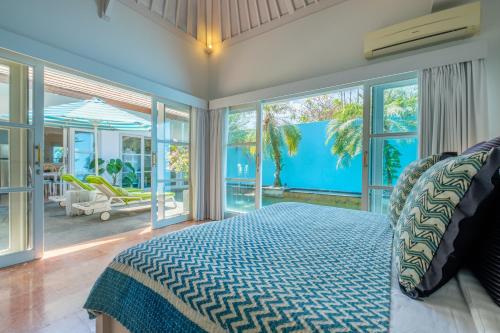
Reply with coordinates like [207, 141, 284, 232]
[35, 144, 41, 166]
[151, 152, 157, 167]
[363, 150, 369, 168]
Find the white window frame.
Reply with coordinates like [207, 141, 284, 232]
[119, 133, 152, 190]
[362, 72, 419, 212]
[151, 97, 192, 229]
[224, 72, 419, 215]
[224, 103, 262, 215]
[69, 128, 96, 180]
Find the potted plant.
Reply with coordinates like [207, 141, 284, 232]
[104, 158, 138, 187]
[106, 159, 124, 185]
[87, 157, 105, 176]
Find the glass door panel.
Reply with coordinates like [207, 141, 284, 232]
[225, 104, 260, 214]
[121, 135, 142, 188]
[144, 138, 152, 189]
[368, 76, 418, 214]
[0, 54, 44, 267]
[72, 130, 95, 180]
[152, 100, 190, 228]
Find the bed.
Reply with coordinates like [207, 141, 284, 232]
[84, 203, 489, 333]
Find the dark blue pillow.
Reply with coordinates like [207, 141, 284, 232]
[468, 167, 500, 306]
[462, 136, 500, 154]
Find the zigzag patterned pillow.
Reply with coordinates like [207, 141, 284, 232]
[394, 151, 490, 298]
[388, 155, 441, 228]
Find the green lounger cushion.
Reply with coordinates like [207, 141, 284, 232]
[61, 174, 94, 191]
[85, 175, 174, 204]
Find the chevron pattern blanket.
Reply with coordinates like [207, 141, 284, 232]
[84, 203, 393, 333]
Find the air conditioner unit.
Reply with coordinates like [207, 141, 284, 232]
[364, 2, 480, 59]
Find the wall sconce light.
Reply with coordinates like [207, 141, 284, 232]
[205, 44, 213, 55]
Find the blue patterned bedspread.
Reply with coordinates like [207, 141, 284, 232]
[84, 203, 393, 333]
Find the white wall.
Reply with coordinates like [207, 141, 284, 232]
[208, 0, 432, 99]
[208, 0, 500, 137]
[0, 0, 209, 102]
[481, 0, 500, 136]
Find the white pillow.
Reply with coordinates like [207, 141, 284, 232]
[457, 269, 500, 333]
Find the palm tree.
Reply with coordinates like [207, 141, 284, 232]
[325, 87, 417, 184]
[325, 102, 364, 168]
[263, 104, 302, 187]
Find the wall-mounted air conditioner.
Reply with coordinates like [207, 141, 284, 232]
[364, 2, 480, 59]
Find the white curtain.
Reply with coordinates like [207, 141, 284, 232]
[208, 108, 227, 220]
[190, 107, 209, 221]
[419, 59, 488, 156]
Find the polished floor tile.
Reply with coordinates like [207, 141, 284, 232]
[0, 221, 203, 333]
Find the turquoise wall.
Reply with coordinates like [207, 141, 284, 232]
[226, 120, 417, 193]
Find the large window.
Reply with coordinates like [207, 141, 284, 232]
[368, 77, 418, 213]
[225, 105, 259, 213]
[224, 74, 419, 215]
[121, 135, 152, 189]
[260, 87, 364, 210]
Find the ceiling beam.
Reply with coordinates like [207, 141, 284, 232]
[284, 0, 295, 15]
[98, 0, 114, 20]
[118, 0, 349, 46]
[197, 0, 207, 44]
[212, 0, 222, 45]
[222, 0, 231, 40]
[252, 0, 262, 27]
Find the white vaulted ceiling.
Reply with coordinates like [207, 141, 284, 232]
[119, 0, 348, 46]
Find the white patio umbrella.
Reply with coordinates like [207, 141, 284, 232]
[43, 98, 151, 175]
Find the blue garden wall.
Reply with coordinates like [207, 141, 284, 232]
[226, 121, 417, 193]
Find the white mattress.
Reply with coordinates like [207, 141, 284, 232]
[390, 262, 477, 333]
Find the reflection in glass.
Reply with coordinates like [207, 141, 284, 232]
[226, 181, 256, 213]
[227, 110, 256, 144]
[372, 79, 418, 134]
[144, 138, 152, 188]
[0, 62, 32, 125]
[369, 189, 392, 214]
[74, 131, 94, 180]
[226, 146, 256, 179]
[0, 127, 32, 189]
[156, 102, 190, 221]
[370, 137, 418, 186]
[0, 192, 32, 254]
[122, 136, 141, 154]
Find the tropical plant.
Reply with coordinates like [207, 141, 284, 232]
[88, 157, 105, 175]
[106, 159, 124, 185]
[263, 104, 302, 187]
[122, 162, 138, 188]
[383, 142, 402, 185]
[168, 145, 189, 178]
[227, 111, 258, 176]
[325, 86, 417, 184]
[325, 102, 364, 168]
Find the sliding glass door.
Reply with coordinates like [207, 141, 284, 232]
[225, 104, 261, 214]
[366, 75, 419, 213]
[152, 99, 191, 228]
[0, 52, 44, 268]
